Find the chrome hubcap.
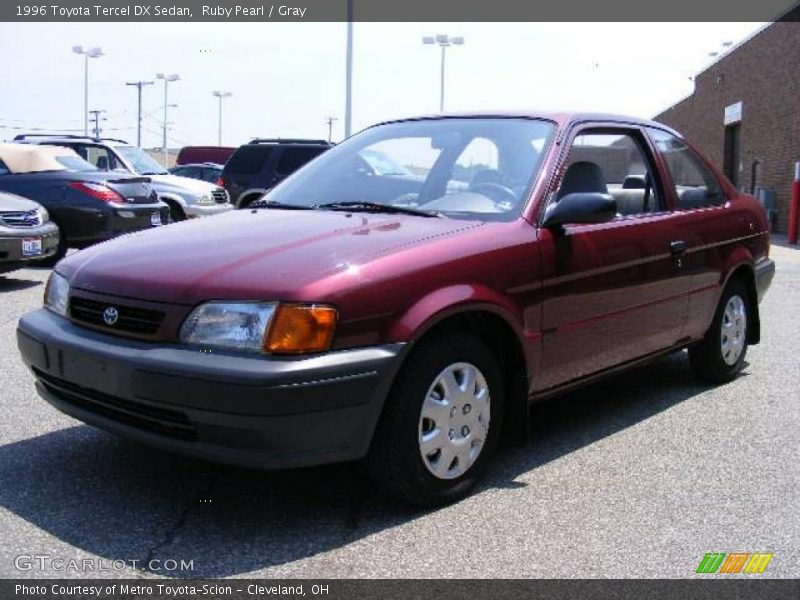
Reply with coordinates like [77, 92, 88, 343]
[721, 294, 747, 366]
[418, 362, 490, 480]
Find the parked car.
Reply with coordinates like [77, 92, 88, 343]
[176, 146, 236, 166]
[17, 112, 775, 506]
[0, 144, 168, 264]
[169, 163, 223, 184]
[0, 191, 59, 273]
[14, 135, 231, 222]
[221, 138, 332, 207]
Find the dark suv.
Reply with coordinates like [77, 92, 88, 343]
[221, 139, 332, 208]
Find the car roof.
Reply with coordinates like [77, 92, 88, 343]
[0, 143, 83, 173]
[13, 134, 131, 145]
[246, 138, 333, 146]
[371, 111, 681, 136]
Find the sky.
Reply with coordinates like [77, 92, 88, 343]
[0, 22, 764, 149]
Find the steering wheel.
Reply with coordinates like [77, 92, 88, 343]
[470, 182, 518, 206]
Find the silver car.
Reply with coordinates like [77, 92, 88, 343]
[0, 191, 59, 273]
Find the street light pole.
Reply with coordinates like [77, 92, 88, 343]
[344, 0, 353, 138]
[125, 80, 154, 147]
[88, 110, 105, 138]
[156, 73, 180, 165]
[72, 46, 104, 136]
[422, 34, 464, 112]
[212, 91, 232, 146]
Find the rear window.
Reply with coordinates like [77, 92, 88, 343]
[225, 145, 274, 175]
[276, 146, 328, 176]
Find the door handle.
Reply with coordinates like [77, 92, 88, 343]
[670, 240, 688, 255]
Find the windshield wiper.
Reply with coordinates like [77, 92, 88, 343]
[314, 201, 441, 218]
[250, 199, 315, 210]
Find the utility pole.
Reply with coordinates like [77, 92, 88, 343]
[125, 80, 154, 147]
[88, 109, 105, 138]
[325, 116, 338, 142]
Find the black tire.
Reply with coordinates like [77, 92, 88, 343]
[165, 201, 186, 222]
[689, 279, 751, 384]
[32, 224, 67, 268]
[366, 332, 504, 507]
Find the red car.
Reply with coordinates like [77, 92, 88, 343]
[17, 113, 774, 506]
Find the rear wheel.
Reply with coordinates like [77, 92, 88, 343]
[689, 279, 750, 383]
[367, 332, 504, 507]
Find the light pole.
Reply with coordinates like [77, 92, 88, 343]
[212, 91, 232, 146]
[72, 46, 104, 136]
[125, 80, 154, 147]
[344, 0, 353, 138]
[422, 34, 464, 112]
[156, 73, 180, 165]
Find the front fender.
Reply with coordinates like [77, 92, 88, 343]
[387, 283, 525, 343]
[156, 192, 189, 208]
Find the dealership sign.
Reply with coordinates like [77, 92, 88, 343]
[724, 101, 743, 125]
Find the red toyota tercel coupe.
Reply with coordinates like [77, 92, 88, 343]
[17, 113, 774, 505]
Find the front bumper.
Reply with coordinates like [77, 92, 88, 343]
[184, 202, 233, 218]
[0, 223, 59, 272]
[755, 257, 775, 302]
[17, 309, 407, 469]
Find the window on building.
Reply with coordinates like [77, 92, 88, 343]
[647, 128, 725, 210]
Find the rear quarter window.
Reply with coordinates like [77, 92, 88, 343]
[225, 146, 274, 175]
[0, 159, 10, 176]
[647, 127, 725, 210]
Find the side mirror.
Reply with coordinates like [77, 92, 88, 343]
[541, 192, 617, 228]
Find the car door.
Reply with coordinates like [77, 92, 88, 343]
[535, 124, 692, 391]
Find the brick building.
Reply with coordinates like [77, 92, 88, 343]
[655, 15, 799, 233]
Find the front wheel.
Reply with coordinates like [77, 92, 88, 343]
[689, 279, 750, 383]
[367, 333, 504, 507]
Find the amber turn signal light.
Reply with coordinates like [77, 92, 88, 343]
[264, 304, 338, 354]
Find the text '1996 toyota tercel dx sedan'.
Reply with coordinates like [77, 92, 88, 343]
[17, 112, 775, 506]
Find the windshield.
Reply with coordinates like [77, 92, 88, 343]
[114, 146, 169, 175]
[265, 118, 555, 221]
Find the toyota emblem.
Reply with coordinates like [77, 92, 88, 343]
[102, 306, 119, 326]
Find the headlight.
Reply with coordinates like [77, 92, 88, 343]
[44, 272, 69, 317]
[38, 207, 49, 224]
[179, 302, 338, 354]
[198, 192, 214, 205]
[180, 302, 277, 352]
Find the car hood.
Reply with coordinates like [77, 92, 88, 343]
[59, 209, 483, 305]
[0, 191, 43, 212]
[148, 174, 218, 196]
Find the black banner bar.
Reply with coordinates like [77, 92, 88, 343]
[2, 579, 800, 600]
[2, 0, 800, 22]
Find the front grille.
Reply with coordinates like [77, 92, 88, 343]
[211, 188, 228, 204]
[70, 296, 165, 336]
[35, 368, 196, 440]
[0, 209, 41, 228]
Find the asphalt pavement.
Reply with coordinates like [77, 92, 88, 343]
[0, 243, 798, 579]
